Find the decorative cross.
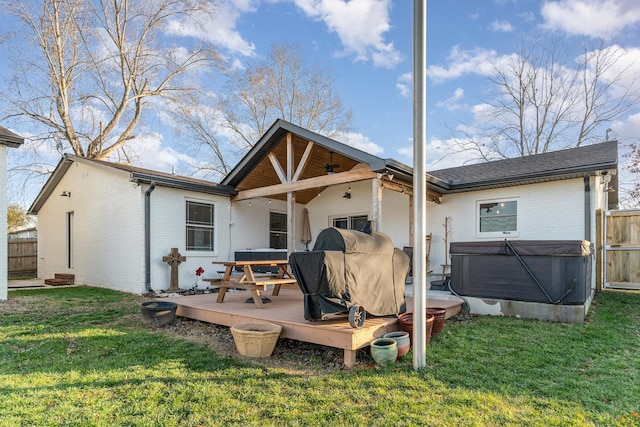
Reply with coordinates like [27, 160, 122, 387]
[162, 248, 186, 292]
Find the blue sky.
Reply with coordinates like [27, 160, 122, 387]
[4, 0, 640, 206]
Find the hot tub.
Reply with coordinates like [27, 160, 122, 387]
[450, 240, 592, 305]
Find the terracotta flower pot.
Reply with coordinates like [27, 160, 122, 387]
[383, 331, 410, 359]
[397, 312, 434, 346]
[428, 307, 447, 336]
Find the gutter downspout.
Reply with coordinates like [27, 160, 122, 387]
[584, 174, 591, 242]
[145, 181, 156, 291]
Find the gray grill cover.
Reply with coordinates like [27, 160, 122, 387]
[289, 227, 409, 320]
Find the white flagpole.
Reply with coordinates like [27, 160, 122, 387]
[412, 0, 428, 369]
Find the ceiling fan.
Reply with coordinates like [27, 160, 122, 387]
[323, 151, 340, 174]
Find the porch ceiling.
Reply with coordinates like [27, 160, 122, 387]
[234, 133, 364, 205]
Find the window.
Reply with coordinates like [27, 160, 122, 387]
[270, 211, 287, 249]
[332, 214, 369, 231]
[186, 201, 215, 251]
[478, 200, 517, 234]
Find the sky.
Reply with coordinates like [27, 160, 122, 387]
[3, 0, 640, 207]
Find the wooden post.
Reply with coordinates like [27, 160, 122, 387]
[372, 178, 382, 231]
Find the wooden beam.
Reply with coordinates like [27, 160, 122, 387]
[268, 153, 287, 184]
[381, 180, 442, 201]
[292, 141, 314, 182]
[233, 168, 378, 201]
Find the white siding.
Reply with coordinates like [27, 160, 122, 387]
[306, 180, 371, 244]
[148, 187, 230, 292]
[304, 180, 411, 249]
[0, 146, 7, 300]
[426, 178, 589, 271]
[230, 198, 306, 253]
[37, 161, 145, 293]
[380, 187, 411, 248]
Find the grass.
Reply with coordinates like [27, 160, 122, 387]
[1, 287, 639, 426]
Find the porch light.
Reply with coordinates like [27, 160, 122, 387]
[60, 191, 71, 197]
[343, 183, 351, 199]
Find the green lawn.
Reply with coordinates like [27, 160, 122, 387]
[1, 287, 639, 426]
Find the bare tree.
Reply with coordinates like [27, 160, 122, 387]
[624, 142, 640, 207]
[451, 38, 640, 160]
[220, 42, 354, 150]
[167, 42, 354, 178]
[1, 0, 221, 160]
[169, 91, 235, 179]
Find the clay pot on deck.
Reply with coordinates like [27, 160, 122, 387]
[397, 312, 434, 346]
[230, 322, 282, 357]
[428, 307, 447, 336]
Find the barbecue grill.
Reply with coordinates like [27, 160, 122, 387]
[289, 227, 409, 328]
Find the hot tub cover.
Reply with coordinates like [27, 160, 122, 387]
[450, 240, 591, 256]
[449, 240, 593, 304]
[289, 227, 409, 320]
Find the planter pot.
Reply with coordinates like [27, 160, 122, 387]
[383, 331, 410, 359]
[428, 307, 447, 336]
[230, 322, 282, 357]
[370, 338, 398, 366]
[140, 301, 178, 327]
[397, 312, 434, 346]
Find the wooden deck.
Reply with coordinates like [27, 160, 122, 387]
[163, 288, 463, 368]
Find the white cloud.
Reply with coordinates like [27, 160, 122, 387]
[116, 132, 197, 174]
[490, 20, 514, 32]
[336, 131, 384, 155]
[518, 11, 536, 22]
[294, 0, 402, 68]
[396, 72, 411, 98]
[589, 45, 640, 97]
[395, 137, 481, 170]
[425, 137, 481, 170]
[165, 0, 258, 57]
[427, 46, 503, 84]
[611, 112, 640, 142]
[540, 0, 640, 39]
[437, 87, 465, 111]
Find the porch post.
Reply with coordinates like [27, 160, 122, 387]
[287, 133, 295, 255]
[371, 178, 382, 231]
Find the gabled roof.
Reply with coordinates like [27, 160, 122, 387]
[429, 140, 618, 194]
[28, 154, 235, 214]
[221, 119, 414, 204]
[0, 126, 24, 148]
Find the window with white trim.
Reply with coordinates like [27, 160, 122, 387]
[186, 201, 215, 251]
[331, 214, 369, 231]
[478, 199, 517, 235]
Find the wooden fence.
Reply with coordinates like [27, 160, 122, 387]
[8, 238, 37, 276]
[606, 210, 640, 289]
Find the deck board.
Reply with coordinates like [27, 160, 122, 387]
[163, 288, 463, 367]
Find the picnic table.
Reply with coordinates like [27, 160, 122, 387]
[206, 260, 298, 308]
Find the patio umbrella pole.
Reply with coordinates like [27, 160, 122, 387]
[412, 0, 428, 369]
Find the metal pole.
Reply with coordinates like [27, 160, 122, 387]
[412, 0, 428, 369]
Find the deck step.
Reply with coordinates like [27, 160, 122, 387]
[45, 274, 75, 286]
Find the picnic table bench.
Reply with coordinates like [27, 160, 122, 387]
[210, 260, 298, 308]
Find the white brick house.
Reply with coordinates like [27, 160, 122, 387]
[29, 120, 617, 296]
[1, 127, 24, 300]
